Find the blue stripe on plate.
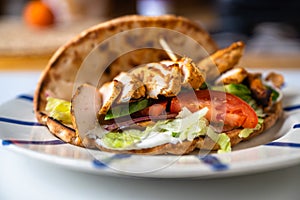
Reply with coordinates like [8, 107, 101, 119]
[92, 159, 107, 168]
[284, 105, 300, 112]
[0, 117, 43, 126]
[293, 124, 300, 129]
[93, 154, 132, 169]
[2, 139, 65, 146]
[197, 155, 228, 171]
[265, 142, 300, 148]
[17, 95, 34, 102]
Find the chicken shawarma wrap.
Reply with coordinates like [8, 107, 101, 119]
[34, 15, 284, 155]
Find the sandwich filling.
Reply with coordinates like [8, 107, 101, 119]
[44, 41, 284, 153]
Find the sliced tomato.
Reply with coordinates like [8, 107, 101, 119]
[170, 90, 258, 129]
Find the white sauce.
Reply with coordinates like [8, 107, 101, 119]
[96, 132, 181, 150]
[135, 132, 181, 149]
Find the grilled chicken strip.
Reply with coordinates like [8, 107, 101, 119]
[98, 80, 123, 115]
[161, 57, 205, 89]
[97, 57, 205, 113]
[215, 67, 248, 85]
[247, 73, 272, 108]
[130, 62, 182, 99]
[114, 72, 146, 103]
[198, 41, 245, 81]
[265, 72, 284, 88]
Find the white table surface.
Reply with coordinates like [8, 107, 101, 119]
[1, 70, 300, 200]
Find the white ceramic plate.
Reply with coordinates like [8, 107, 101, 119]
[1, 72, 300, 179]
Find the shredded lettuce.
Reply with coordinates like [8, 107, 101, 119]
[102, 129, 143, 148]
[100, 107, 209, 149]
[238, 128, 254, 138]
[238, 118, 264, 138]
[207, 127, 232, 153]
[45, 97, 72, 124]
[217, 133, 232, 153]
[155, 107, 209, 141]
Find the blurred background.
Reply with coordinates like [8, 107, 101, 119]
[0, 0, 300, 70]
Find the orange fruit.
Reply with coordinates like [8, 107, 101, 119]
[23, 1, 55, 27]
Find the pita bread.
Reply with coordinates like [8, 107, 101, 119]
[34, 15, 217, 145]
[33, 15, 282, 154]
